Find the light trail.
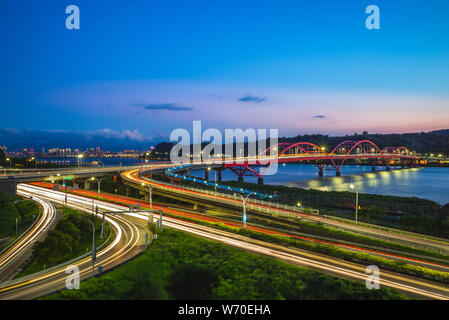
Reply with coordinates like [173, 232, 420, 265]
[0, 195, 57, 282]
[0, 184, 145, 300]
[4, 184, 448, 300]
[121, 168, 449, 255]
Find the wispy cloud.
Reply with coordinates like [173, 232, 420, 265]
[238, 95, 266, 103]
[312, 115, 326, 119]
[134, 102, 194, 111]
[82, 128, 148, 142]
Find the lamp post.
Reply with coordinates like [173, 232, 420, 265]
[77, 154, 84, 167]
[239, 192, 256, 228]
[6, 157, 11, 169]
[62, 176, 68, 205]
[142, 183, 153, 210]
[91, 176, 106, 196]
[350, 184, 359, 223]
[78, 216, 96, 278]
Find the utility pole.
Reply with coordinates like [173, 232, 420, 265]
[100, 210, 105, 239]
[214, 170, 217, 195]
[78, 216, 96, 278]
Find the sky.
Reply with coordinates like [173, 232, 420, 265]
[0, 0, 448, 150]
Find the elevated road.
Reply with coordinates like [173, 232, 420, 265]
[0, 196, 58, 282]
[0, 184, 147, 300]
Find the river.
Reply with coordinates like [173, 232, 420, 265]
[192, 164, 449, 205]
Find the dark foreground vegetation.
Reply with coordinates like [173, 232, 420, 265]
[16, 207, 109, 278]
[43, 228, 408, 300]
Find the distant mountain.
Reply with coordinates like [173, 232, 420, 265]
[280, 129, 449, 154]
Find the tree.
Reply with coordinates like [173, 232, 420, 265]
[358, 206, 386, 223]
[166, 264, 219, 299]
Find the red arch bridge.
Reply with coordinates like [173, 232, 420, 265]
[223, 140, 420, 184]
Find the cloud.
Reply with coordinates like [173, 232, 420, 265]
[134, 102, 194, 111]
[238, 95, 267, 103]
[312, 115, 326, 119]
[83, 128, 148, 142]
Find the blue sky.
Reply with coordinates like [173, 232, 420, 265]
[1, 0, 448, 149]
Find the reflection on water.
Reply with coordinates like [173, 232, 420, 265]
[193, 164, 449, 205]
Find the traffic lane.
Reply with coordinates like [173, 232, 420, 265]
[0, 197, 57, 282]
[0, 190, 145, 300]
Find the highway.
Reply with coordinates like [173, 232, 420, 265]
[4, 184, 449, 300]
[0, 184, 147, 300]
[122, 167, 449, 255]
[32, 181, 449, 272]
[0, 196, 58, 282]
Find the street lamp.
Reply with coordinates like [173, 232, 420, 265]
[77, 154, 84, 167]
[78, 216, 96, 278]
[239, 192, 256, 228]
[350, 184, 359, 223]
[62, 176, 68, 205]
[91, 176, 106, 195]
[6, 157, 11, 169]
[142, 183, 154, 210]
